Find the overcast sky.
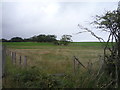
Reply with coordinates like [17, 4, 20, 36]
[1, 0, 119, 42]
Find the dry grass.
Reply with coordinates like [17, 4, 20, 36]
[8, 46, 103, 74]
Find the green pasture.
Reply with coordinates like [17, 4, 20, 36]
[3, 42, 108, 49]
[3, 42, 110, 88]
[3, 42, 104, 74]
[3, 42, 53, 46]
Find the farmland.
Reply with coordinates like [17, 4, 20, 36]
[3, 42, 106, 88]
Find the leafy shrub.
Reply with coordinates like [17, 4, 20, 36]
[12, 67, 64, 88]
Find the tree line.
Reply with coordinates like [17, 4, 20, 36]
[1, 34, 72, 46]
[1, 34, 57, 42]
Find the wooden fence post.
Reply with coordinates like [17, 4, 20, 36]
[24, 56, 27, 67]
[10, 51, 12, 58]
[2, 45, 6, 77]
[11, 52, 14, 64]
[19, 56, 22, 65]
[14, 52, 16, 64]
[13, 52, 14, 64]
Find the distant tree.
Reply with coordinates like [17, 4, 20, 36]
[53, 40, 61, 45]
[24, 38, 31, 42]
[10, 37, 24, 42]
[34, 34, 57, 42]
[46, 35, 57, 42]
[30, 35, 37, 42]
[9, 34, 57, 42]
[60, 35, 72, 46]
[37, 34, 46, 42]
[1, 38, 8, 42]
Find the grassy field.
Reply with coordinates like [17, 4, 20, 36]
[3, 42, 106, 88]
[3, 42, 106, 49]
[3, 42, 105, 46]
[3, 42, 104, 73]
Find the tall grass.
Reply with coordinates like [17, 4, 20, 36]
[3, 42, 115, 88]
[3, 56, 99, 88]
[8, 45, 102, 74]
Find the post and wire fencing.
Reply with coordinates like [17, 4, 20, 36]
[2, 45, 28, 78]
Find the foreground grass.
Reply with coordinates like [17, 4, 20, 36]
[4, 55, 116, 88]
[3, 56, 100, 88]
[5, 44, 103, 74]
[3, 42, 113, 88]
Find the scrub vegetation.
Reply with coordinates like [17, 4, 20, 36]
[3, 42, 105, 88]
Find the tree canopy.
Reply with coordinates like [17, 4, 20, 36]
[29, 34, 57, 42]
[2, 34, 57, 43]
[93, 9, 120, 87]
[10, 37, 24, 42]
[93, 10, 120, 56]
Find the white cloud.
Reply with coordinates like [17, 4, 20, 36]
[2, 1, 119, 41]
[1, 0, 120, 2]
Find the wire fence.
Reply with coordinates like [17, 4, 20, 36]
[2, 45, 28, 78]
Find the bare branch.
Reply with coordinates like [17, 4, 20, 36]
[78, 24, 105, 42]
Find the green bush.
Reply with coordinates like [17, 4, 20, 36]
[11, 67, 64, 88]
